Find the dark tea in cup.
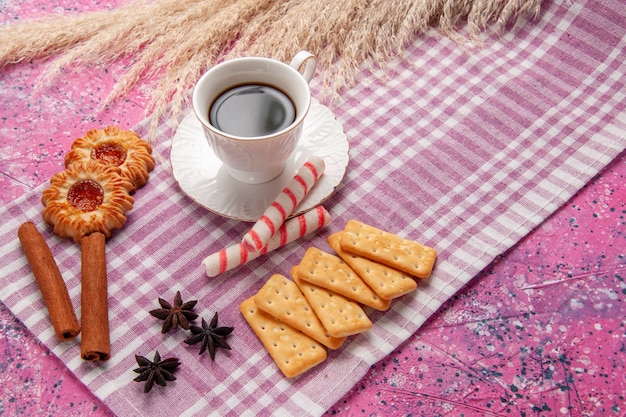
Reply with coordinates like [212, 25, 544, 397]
[192, 51, 317, 184]
[209, 84, 296, 138]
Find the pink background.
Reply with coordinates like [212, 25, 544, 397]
[1, 0, 625, 415]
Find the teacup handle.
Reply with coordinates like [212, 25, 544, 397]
[290, 51, 317, 83]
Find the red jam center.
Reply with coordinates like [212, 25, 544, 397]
[68, 180, 104, 212]
[91, 142, 127, 166]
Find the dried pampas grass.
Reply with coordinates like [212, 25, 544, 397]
[0, 0, 542, 138]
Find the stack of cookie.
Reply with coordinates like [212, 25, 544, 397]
[240, 220, 437, 378]
[41, 127, 154, 242]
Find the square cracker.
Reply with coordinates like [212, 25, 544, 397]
[239, 296, 327, 378]
[328, 233, 417, 300]
[291, 267, 372, 338]
[296, 247, 390, 311]
[254, 274, 345, 350]
[339, 220, 437, 279]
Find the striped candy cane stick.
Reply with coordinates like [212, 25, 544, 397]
[203, 206, 332, 277]
[241, 155, 325, 252]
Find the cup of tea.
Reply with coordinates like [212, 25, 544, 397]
[192, 51, 317, 184]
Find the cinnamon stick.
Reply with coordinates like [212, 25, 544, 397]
[17, 222, 81, 341]
[80, 232, 110, 361]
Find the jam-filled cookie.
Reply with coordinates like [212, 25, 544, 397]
[41, 160, 134, 242]
[64, 126, 155, 192]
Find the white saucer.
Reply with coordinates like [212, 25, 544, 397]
[170, 98, 349, 221]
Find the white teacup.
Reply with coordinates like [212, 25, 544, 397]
[192, 51, 317, 184]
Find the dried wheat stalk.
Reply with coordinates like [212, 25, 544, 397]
[0, 0, 542, 139]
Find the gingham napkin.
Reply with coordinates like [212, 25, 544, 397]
[1, 0, 625, 415]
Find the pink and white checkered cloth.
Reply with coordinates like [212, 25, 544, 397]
[1, 1, 624, 415]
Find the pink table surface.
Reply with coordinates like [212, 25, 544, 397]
[1, 0, 625, 416]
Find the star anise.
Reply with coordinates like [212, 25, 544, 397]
[133, 351, 181, 393]
[149, 290, 198, 333]
[184, 312, 234, 360]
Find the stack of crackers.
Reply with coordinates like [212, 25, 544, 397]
[240, 220, 437, 378]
